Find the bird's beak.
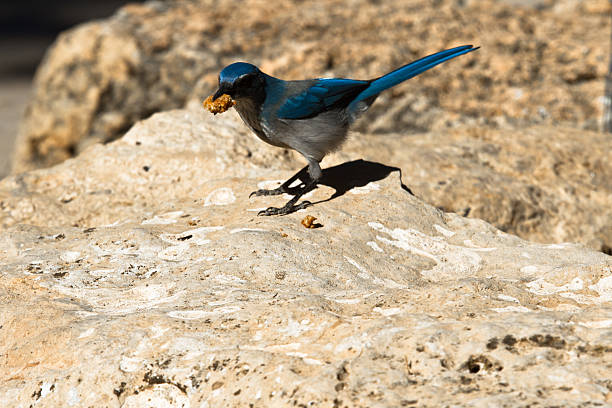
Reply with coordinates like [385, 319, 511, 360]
[212, 86, 226, 101]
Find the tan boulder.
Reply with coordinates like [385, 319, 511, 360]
[4, 109, 610, 253]
[1, 109, 611, 406]
[337, 125, 612, 254]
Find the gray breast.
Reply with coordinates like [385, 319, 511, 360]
[234, 98, 290, 149]
[273, 108, 350, 162]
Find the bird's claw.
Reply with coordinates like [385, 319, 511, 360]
[250, 184, 306, 198]
[257, 200, 312, 216]
[249, 188, 284, 198]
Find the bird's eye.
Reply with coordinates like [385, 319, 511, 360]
[238, 75, 255, 88]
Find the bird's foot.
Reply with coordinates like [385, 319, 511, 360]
[249, 187, 284, 198]
[257, 200, 312, 216]
[249, 185, 304, 198]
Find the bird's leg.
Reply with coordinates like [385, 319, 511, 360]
[249, 165, 309, 198]
[258, 160, 321, 216]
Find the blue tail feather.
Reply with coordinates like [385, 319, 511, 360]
[351, 45, 478, 106]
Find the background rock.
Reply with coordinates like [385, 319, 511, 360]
[1, 108, 611, 407]
[0, 0, 137, 179]
[11, 0, 610, 172]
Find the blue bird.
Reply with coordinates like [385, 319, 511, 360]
[212, 45, 479, 215]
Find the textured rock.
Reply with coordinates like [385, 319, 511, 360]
[336, 125, 612, 254]
[1, 109, 611, 407]
[12, 0, 609, 172]
[3, 108, 611, 253]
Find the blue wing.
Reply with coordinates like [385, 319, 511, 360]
[276, 79, 370, 120]
[276, 45, 478, 120]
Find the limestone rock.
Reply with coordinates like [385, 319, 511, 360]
[1, 109, 611, 407]
[12, 0, 609, 172]
[336, 125, 612, 254]
[3, 109, 610, 253]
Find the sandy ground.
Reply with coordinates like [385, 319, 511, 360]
[0, 78, 30, 179]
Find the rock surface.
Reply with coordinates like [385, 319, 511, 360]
[3, 108, 611, 253]
[336, 125, 612, 255]
[1, 109, 611, 407]
[12, 0, 610, 172]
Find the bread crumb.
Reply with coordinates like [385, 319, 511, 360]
[203, 94, 235, 114]
[301, 215, 317, 229]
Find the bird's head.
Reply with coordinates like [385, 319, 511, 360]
[213, 62, 265, 101]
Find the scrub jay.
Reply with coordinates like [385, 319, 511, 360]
[212, 45, 478, 215]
